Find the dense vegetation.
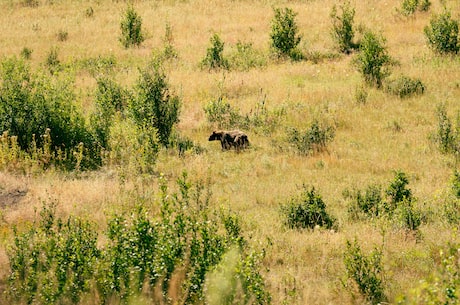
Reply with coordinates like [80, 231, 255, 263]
[0, 0, 459, 304]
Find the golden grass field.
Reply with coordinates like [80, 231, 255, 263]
[1, 0, 460, 304]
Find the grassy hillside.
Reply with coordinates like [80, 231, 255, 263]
[0, 0, 460, 304]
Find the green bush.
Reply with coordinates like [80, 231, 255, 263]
[385, 75, 425, 98]
[397, 241, 460, 304]
[228, 41, 267, 71]
[385, 170, 412, 212]
[343, 239, 386, 304]
[120, 5, 145, 48]
[20, 47, 32, 60]
[344, 184, 384, 220]
[0, 57, 95, 169]
[424, 10, 459, 54]
[270, 7, 302, 60]
[286, 120, 335, 155]
[106, 115, 159, 175]
[281, 185, 336, 230]
[7, 203, 100, 304]
[330, 1, 358, 54]
[204, 97, 243, 129]
[354, 31, 392, 88]
[399, 0, 431, 16]
[435, 103, 458, 155]
[6, 174, 271, 304]
[201, 33, 229, 70]
[90, 76, 130, 149]
[130, 60, 181, 146]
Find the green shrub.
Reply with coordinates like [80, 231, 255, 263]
[7, 174, 271, 304]
[78, 54, 117, 77]
[424, 10, 459, 54]
[281, 185, 336, 230]
[354, 31, 392, 88]
[107, 116, 159, 175]
[7, 203, 100, 304]
[0, 57, 95, 169]
[204, 97, 242, 129]
[270, 7, 302, 60]
[20, 47, 32, 60]
[343, 239, 386, 304]
[90, 76, 130, 149]
[330, 1, 358, 53]
[435, 103, 458, 155]
[287, 120, 335, 155]
[385, 170, 412, 212]
[228, 41, 267, 71]
[45, 47, 61, 74]
[451, 170, 460, 198]
[397, 241, 460, 304]
[201, 33, 229, 70]
[344, 184, 384, 220]
[399, 0, 431, 16]
[120, 5, 145, 48]
[385, 75, 425, 98]
[162, 22, 178, 60]
[130, 60, 181, 146]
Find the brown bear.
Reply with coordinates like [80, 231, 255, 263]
[208, 130, 249, 151]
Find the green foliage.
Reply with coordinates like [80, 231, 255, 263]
[435, 103, 459, 155]
[7, 203, 100, 304]
[168, 131, 205, 157]
[0, 57, 95, 170]
[228, 41, 267, 71]
[344, 184, 384, 220]
[385, 75, 425, 98]
[130, 60, 181, 146]
[20, 47, 32, 60]
[424, 10, 459, 54]
[354, 31, 392, 88]
[451, 170, 460, 198]
[286, 120, 335, 155]
[330, 1, 358, 54]
[281, 185, 336, 230]
[120, 5, 145, 48]
[6, 174, 270, 304]
[90, 76, 130, 150]
[397, 241, 460, 304]
[344, 172, 422, 231]
[270, 7, 302, 60]
[45, 47, 61, 75]
[343, 239, 386, 304]
[204, 97, 242, 129]
[78, 54, 117, 77]
[201, 33, 229, 70]
[399, 0, 431, 16]
[107, 115, 159, 175]
[162, 22, 178, 60]
[385, 170, 412, 212]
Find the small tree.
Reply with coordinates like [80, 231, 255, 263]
[330, 1, 357, 53]
[201, 33, 229, 70]
[270, 7, 302, 59]
[343, 239, 386, 304]
[281, 185, 336, 230]
[354, 31, 392, 88]
[130, 60, 181, 146]
[120, 5, 145, 48]
[424, 9, 459, 54]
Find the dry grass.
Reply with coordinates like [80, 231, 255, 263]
[1, 0, 460, 303]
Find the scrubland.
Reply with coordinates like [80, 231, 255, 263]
[0, 0, 460, 304]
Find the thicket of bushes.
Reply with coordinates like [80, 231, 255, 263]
[6, 174, 271, 304]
